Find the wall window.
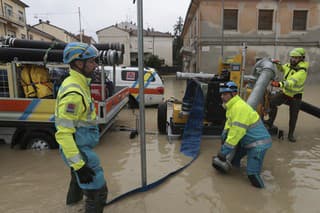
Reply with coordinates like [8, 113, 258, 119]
[224, 9, 238, 30]
[21, 34, 26, 39]
[293, 10, 307, 31]
[4, 4, 13, 17]
[18, 11, 24, 22]
[258, 10, 273, 30]
[7, 30, 16, 38]
[29, 34, 33, 40]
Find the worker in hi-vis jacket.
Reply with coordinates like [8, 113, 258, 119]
[55, 42, 107, 213]
[212, 81, 272, 188]
[268, 48, 308, 142]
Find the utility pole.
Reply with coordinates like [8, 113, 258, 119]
[78, 7, 82, 42]
[221, 0, 224, 57]
[135, 0, 147, 187]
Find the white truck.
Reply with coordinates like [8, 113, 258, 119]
[0, 61, 129, 150]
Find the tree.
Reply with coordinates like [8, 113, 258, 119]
[144, 54, 163, 68]
[173, 16, 184, 66]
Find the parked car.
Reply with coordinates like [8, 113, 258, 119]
[94, 66, 165, 107]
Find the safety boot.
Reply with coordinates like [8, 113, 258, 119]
[83, 184, 108, 213]
[66, 170, 83, 205]
[288, 134, 296, 143]
[266, 107, 277, 129]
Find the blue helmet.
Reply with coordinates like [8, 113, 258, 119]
[219, 81, 238, 93]
[63, 42, 99, 64]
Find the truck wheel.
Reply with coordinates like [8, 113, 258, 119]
[157, 101, 167, 134]
[22, 132, 58, 150]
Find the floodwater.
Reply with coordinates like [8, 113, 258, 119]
[1, 75, 320, 213]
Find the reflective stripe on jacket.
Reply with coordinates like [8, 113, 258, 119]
[223, 95, 271, 149]
[55, 69, 97, 170]
[279, 61, 308, 97]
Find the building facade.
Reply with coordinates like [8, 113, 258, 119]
[181, 0, 320, 79]
[0, 0, 28, 39]
[32, 20, 78, 43]
[26, 24, 58, 42]
[96, 24, 173, 66]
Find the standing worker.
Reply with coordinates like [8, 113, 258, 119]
[268, 48, 308, 142]
[55, 42, 107, 213]
[212, 81, 272, 188]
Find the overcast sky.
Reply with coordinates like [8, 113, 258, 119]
[22, 0, 190, 41]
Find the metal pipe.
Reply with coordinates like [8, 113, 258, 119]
[247, 58, 276, 109]
[239, 42, 247, 97]
[101, 65, 105, 100]
[136, 0, 147, 187]
[176, 71, 216, 80]
[221, 0, 224, 57]
[78, 7, 82, 43]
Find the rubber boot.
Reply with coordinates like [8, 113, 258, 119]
[288, 134, 296, 143]
[83, 185, 108, 213]
[248, 174, 265, 188]
[99, 184, 108, 208]
[66, 169, 83, 205]
[288, 100, 300, 143]
[266, 107, 278, 128]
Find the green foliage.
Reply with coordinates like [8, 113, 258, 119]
[144, 54, 163, 68]
[173, 16, 184, 66]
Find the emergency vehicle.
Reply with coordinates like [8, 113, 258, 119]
[101, 66, 165, 107]
[0, 60, 129, 150]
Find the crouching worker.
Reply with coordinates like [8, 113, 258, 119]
[55, 42, 107, 212]
[212, 81, 272, 188]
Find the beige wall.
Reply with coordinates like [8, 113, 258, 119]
[27, 31, 52, 41]
[33, 22, 77, 43]
[97, 26, 173, 66]
[0, 0, 27, 38]
[131, 36, 173, 66]
[182, 0, 320, 74]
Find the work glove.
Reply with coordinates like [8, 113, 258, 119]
[75, 164, 95, 184]
[271, 80, 281, 87]
[271, 58, 281, 64]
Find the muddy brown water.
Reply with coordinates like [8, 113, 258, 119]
[0, 75, 320, 213]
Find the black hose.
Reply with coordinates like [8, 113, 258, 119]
[300, 101, 320, 118]
[0, 47, 62, 62]
[4, 38, 125, 52]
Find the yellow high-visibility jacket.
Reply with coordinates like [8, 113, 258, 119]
[224, 95, 261, 148]
[55, 69, 97, 170]
[278, 61, 308, 97]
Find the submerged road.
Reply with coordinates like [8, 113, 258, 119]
[0, 75, 320, 213]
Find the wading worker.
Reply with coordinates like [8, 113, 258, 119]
[212, 81, 272, 188]
[55, 42, 107, 213]
[268, 48, 308, 142]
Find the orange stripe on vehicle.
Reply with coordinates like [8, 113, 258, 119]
[129, 88, 163, 95]
[0, 99, 32, 112]
[98, 87, 129, 113]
